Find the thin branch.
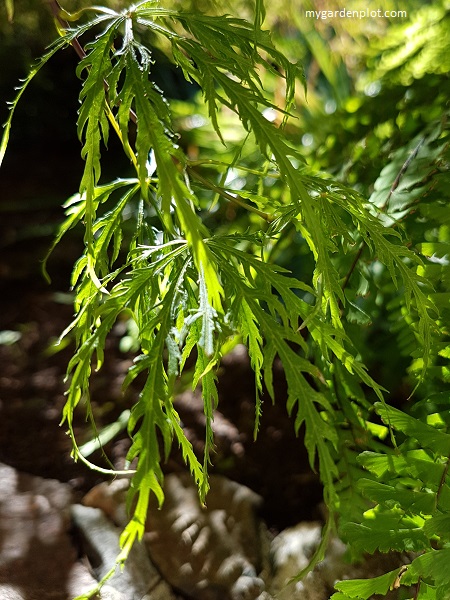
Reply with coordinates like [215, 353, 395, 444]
[341, 243, 364, 293]
[46, 0, 139, 124]
[339, 136, 425, 296]
[383, 137, 425, 210]
[413, 577, 422, 600]
[436, 454, 450, 506]
[46, 0, 87, 62]
[187, 166, 274, 222]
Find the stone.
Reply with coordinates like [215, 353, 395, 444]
[82, 477, 130, 526]
[71, 503, 176, 600]
[144, 473, 266, 600]
[0, 462, 78, 599]
[83, 473, 267, 600]
[269, 522, 341, 599]
[269, 522, 412, 600]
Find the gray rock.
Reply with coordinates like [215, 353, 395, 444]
[0, 585, 27, 600]
[269, 522, 341, 599]
[83, 473, 267, 600]
[0, 462, 78, 599]
[71, 503, 176, 600]
[269, 522, 412, 599]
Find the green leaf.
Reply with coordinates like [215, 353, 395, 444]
[358, 450, 445, 487]
[76, 18, 123, 288]
[194, 347, 218, 499]
[423, 514, 450, 541]
[375, 403, 450, 455]
[342, 516, 430, 553]
[254, 0, 266, 29]
[358, 478, 436, 514]
[237, 297, 264, 437]
[190, 265, 219, 357]
[405, 549, 450, 588]
[334, 568, 403, 599]
[417, 583, 438, 600]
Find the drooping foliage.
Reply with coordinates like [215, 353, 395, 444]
[296, 3, 450, 598]
[2, 1, 450, 599]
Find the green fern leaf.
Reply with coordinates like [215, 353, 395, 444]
[423, 514, 450, 541]
[342, 517, 430, 553]
[375, 403, 450, 455]
[333, 568, 403, 599]
[358, 450, 445, 486]
[358, 478, 435, 514]
[404, 549, 450, 588]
